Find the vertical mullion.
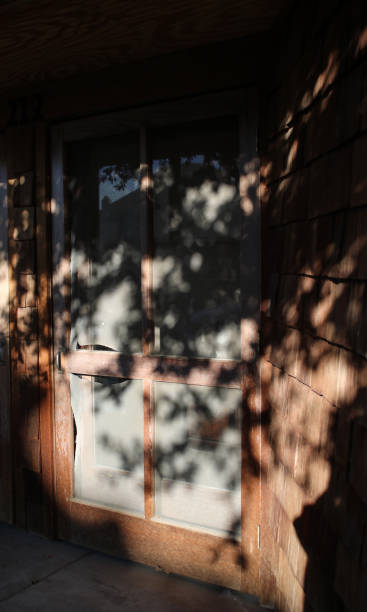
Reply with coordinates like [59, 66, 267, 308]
[140, 126, 154, 519]
[140, 126, 154, 355]
[144, 378, 154, 518]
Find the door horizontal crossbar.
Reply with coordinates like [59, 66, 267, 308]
[62, 350, 242, 389]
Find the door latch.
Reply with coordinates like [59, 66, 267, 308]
[56, 349, 65, 371]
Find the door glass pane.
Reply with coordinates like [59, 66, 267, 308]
[67, 132, 144, 513]
[67, 133, 141, 353]
[152, 116, 240, 359]
[154, 381, 242, 536]
[72, 375, 144, 514]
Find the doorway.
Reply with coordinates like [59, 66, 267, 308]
[51, 90, 260, 592]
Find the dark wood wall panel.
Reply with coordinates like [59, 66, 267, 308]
[44, 37, 262, 122]
[6, 122, 54, 535]
[0, 133, 12, 523]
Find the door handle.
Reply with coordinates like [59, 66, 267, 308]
[76, 343, 117, 352]
[56, 349, 65, 371]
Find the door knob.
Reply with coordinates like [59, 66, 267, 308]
[56, 349, 65, 371]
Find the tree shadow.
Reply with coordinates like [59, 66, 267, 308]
[259, 4, 367, 610]
[40, 108, 256, 598]
[1, 6, 367, 609]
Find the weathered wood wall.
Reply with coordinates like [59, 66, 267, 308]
[260, 1, 367, 611]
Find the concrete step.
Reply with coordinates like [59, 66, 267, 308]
[0, 523, 268, 611]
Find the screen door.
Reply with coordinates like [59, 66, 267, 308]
[51, 91, 260, 593]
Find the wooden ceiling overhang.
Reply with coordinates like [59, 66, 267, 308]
[0, 0, 289, 91]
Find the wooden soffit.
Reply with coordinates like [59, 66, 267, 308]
[0, 0, 289, 90]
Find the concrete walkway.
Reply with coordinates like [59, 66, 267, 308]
[0, 523, 266, 611]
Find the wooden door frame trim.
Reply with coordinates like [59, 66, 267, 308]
[51, 125, 74, 540]
[35, 123, 56, 537]
[239, 88, 261, 594]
